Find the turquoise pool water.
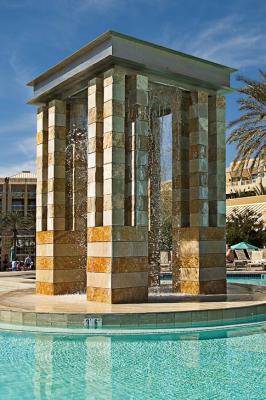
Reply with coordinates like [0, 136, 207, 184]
[0, 324, 265, 399]
[227, 276, 266, 286]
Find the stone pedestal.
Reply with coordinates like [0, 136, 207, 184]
[86, 68, 149, 303]
[172, 91, 226, 295]
[36, 100, 86, 295]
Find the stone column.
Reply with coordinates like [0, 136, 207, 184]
[125, 75, 149, 226]
[172, 91, 226, 295]
[172, 90, 190, 291]
[36, 99, 86, 295]
[36, 106, 48, 232]
[208, 96, 226, 228]
[87, 78, 103, 228]
[87, 68, 149, 303]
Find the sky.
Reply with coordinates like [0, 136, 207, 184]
[0, 0, 266, 176]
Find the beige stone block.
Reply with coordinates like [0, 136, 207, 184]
[87, 242, 112, 257]
[48, 138, 66, 154]
[104, 99, 125, 118]
[87, 272, 111, 288]
[47, 204, 65, 218]
[104, 83, 125, 103]
[104, 147, 125, 164]
[103, 193, 124, 210]
[48, 112, 66, 128]
[87, 181, 103, 197]
[36, 269, 54, 283]
[48, 165, 65, 180]
[103, 178, 124, 196]
[103, 209, 124, 226]
[103, 131, 125, 149]
[104, 116, 124, 134]
[47, 191, 65, 205]
[36, 243, 53, 257]
[47, 217, 65, 231]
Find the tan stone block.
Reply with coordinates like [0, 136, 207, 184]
[54, 269, 86, 283]
[52, 243, 85, 257]
[36, 256, 53, 269]
[37, 281, 85, 295]
[87, 257, 112, 273]
[88, 136, 103, 153]
[47, 217, 65, 231]
[179, 281, 200, 294]
[87, 197, 103, 213]
[173, 255, 199, 269]
[87, 287, 111, 302]
[112, 272, 148, 288]
[111, 287, 148, 303]
[36, 231, 54, 245]
[47, 204, 65, 218]
[88, 107, 103, 124]
[104, 99, 125, 118]
[48, 126, 66, 140]
[36, 281, 54, 295]
[48, 152, 65, 166]
[103, 131, 125, 149]
[113, 256, 148, 273]
[87, 226, 112, 242]
[37, 131, 47, 145]
[47, 178, 65, 192]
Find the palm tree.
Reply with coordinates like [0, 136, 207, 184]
[0, 211, 35, 260]
[227, 70, 266, 166]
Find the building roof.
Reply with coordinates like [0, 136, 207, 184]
[27, 30, 236, 105]
[9, 171, 36, 180]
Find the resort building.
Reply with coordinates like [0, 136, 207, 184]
[226, 157, 266, 227]
[0, 171, 36, 270]
[28, 31, 235, 302]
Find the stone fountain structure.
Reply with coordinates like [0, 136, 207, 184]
[28, 31, 235, 303]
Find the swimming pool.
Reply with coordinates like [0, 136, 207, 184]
[0, 323, 265, 399]
[227, 275, 266, 286]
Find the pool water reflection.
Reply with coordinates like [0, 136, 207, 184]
[0, 323, 265, 400]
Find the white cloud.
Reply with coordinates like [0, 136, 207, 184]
[166, 15, 266, 68]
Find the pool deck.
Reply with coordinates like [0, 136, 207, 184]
[0, 272, 265, 328]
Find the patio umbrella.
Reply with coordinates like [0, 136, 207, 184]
[231, 242, 259, 250]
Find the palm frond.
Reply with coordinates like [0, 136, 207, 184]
[227, 70, 266, 169]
